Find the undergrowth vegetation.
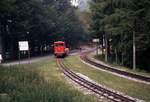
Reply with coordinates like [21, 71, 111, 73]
[0, 60, 98, 102]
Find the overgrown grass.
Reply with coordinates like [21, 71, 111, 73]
[94, 54, 105, 62]
[64, 56, 150, 102]
[94, 54, 150, 77]
[0, 59, 99, 102]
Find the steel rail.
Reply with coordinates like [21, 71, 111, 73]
[80, 53, 150, 83]
[57, 58, 136, 102]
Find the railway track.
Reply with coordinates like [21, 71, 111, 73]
[57, 58, 136, 102]
[80, 52, 150, 83]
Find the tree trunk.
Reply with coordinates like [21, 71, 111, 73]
[133, 31, 136, 70]
[115, 48, 118, 64]
[121, 53, 124, 65]
[102, 35, 104, 55]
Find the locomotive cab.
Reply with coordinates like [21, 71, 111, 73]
[54, 41, 69, 57]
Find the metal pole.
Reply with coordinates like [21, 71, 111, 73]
[18, 51, 20, 65]
[102, 35, 105, 55]
[96, 42, 98, 55]
[133, 31, 136, 70]
[105, 33, 108, 62]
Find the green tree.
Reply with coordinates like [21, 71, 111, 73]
[0, 0, 86, 60]
[90, 0, 150, 70]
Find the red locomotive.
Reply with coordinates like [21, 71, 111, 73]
[54, 41, 69, 57]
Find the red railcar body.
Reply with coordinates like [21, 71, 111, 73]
[54, 41, 69, 57]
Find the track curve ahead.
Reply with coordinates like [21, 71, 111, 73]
[80, 52, 150, 83]
[57, 58, 136, 102]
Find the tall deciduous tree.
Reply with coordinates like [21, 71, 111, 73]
[90, 0, 150, 70]
[0, 0, 86, 60]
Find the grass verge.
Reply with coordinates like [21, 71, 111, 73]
[94, 54, 150, 77]
[64, 56, 150, 102]
[0, 59, 99, 102]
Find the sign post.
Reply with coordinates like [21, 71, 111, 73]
[93, 39, 99, 55]
[18, 41, 29, 64]
[18, 52, 20, 65]
[28, 50, 30, 64]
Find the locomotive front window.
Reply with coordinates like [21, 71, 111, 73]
[55, 43, 64, 46]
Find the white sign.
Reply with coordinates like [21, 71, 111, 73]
[19, 41, 29, 51]
[93, 39, 99, 43]
[0, 54, 2, 60]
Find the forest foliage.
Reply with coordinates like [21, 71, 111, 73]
[0, 0, 86, 60]
[90, 0, 150, 70]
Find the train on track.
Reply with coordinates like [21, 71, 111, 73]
[54, 41, 69, 57]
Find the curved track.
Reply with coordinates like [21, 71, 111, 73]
[57, 58, 136, 102]
[80, 52, 150, 83]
